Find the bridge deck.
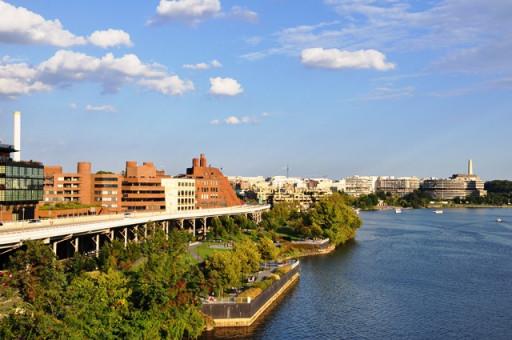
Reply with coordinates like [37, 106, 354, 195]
[0, 205, 270, 248]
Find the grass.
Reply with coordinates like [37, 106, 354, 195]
[194, 242, 231, 260]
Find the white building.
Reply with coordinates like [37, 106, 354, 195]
[161, 178, 196, 213]
[343, 176, 378, 196]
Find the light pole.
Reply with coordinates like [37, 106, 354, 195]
[22, 207, 25, 221]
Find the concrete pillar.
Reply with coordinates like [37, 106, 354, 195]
[178, 219, 184, 229]
[133, 226, 138, 242]
[123, 228, 128, 247]
[192, 219, 196, 237]
[52, 241, 57, 255]
[144, 224, 148, 239]
[71, 237, 79, 253]
[94, 234, 100, 257]
[202, 217, 207, 235]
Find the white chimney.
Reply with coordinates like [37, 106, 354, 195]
[13, 111, 21, 161]
[468, 159, 473, 175]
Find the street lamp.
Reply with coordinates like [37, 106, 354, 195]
[22, 207, 25, 221]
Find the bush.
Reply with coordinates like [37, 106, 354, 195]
[238, 287, 262, 299]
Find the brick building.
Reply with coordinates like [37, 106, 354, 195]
[121, 161, 168, 212]
[185, 154, 241, 209]
[42, 162, 123, 217]
[43, 162, 93, 204]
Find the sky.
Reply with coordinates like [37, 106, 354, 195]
[0, 0, 510, 180]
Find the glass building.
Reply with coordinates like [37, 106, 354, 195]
[0, 143, 44, 221]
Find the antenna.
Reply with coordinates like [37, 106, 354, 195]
[286, 164, 290, 178]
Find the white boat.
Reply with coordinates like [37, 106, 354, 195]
[355, 208, 361, 215]
[434, 210, 444, 214]
[395, 208, 402, 214]
[496, 218, 503, 223]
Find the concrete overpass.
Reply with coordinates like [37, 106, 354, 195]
[0, 205, 270, 259]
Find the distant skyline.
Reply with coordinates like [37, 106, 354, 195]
[0, 1, 511, 180]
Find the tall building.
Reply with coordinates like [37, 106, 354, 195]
[121, 161, 168, 212]
[0, 143, 44, 221]
[1, 111, 44, 222]
[185, 154, 241, 209]
[343, 176, 377, 196]
[376, 177, 420, 197]
[161, 178, 196, 213]
[421, 160, 487, 200]
[43, 162, 93, 204]
[93, 172, 123, 213]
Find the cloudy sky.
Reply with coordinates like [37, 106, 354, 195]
[0, 0, 510, 180]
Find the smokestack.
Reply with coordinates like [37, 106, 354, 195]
[13, 111, 21, 162]
[468, 159, 473, 175]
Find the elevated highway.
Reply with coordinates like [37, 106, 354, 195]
[0, 205, 270, 258]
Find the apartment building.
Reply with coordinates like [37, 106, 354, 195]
[161, 178, 196, 213]
[421, 160, 487, 200]
[93, 172, 123, 212]
[376, 177, 420, 197]
[343, 176, 377, 196]
[121, 161, 168, 212]
[43, 162, 93, 204]
[185, 154, 241, 209]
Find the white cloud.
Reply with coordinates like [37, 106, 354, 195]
[151, 0, 258, 25]
[0, 61, 50, 98]
[225, 116, 242, 125]
[153, 0, 221, 24]
[88, 29, 133, 48]
[211, 59, 222, 68]
[183, 59, 222, 70]
[0, 50, 194, 98]
[139, 76, 194, 95]
[301, 48, 395, 71]
[228, 6, 258, 23]
[211, 112, 270, 126]
[85, 104, 116, 112]
[209, 77, 243, 96]
[0, 1, 132, 48]
[224, 115, 255, 125]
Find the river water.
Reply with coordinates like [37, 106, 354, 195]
[205, 208, 512, 340]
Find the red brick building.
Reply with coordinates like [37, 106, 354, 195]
[121, 161, 168, 212]
[186, 154, 242, 209]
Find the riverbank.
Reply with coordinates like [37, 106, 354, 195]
[202, 260, 301, 329]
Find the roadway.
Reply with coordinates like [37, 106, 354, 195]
[0, 205, 270, 249]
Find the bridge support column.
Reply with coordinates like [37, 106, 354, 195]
[202, 217, 207, 235]
[91, 234, 100, 257]
[133, 226, 139, 242]
[144, 224, 148, 239]
[52, 241, 58, 255]
[121, 228, 128, 247]
[192, 219, 196, 237]
[70, 237, 79, 254]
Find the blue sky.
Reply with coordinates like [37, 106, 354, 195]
[0, 0, 510, 180]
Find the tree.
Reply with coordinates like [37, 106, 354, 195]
[204, 252, 242, 295]
[296, 193, 362, 246]
[258, 237, 279, 261]
[234, 240, 261, 277]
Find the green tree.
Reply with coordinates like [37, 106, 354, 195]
[258, 237, 279, 261]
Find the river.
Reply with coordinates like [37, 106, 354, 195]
[204, 208, 512, 339]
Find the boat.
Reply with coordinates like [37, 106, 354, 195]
[395, 208, 402, 214]
[434, 210, 444, 214]
[496, 218, 503, 223]
[354, 208, 361, 215]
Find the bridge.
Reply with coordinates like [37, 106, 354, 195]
[0, 205, 270, 259]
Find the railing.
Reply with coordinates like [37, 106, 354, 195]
[202, 260, 300, 319]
